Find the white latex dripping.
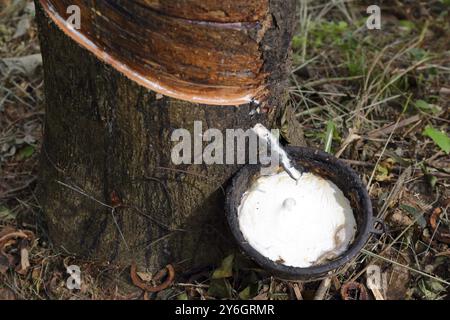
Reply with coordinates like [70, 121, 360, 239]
[252, 123, 302, 182]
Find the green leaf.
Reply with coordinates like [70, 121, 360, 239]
[409, 48, 428, 61]
[292, 35, 304, 50]
[415, 99, 429, 110]
[292, 53, 303, 65]
[239, 282, 259, 300]
[399, 20, 416, 32]
[426, 174, 438, 190]
[420, 164, 438, 190]
[207, 279, 233, 299]
[17, 145, 35, 160]
[239, 286, 253, 300]
[212, 254, 234, 279]
[177, 292, 189, 300]
[0, 206, 16, 221]
[415, 100, 441, 114]
[423, 126, 450, 154]
[399, 204, 426, 228]
[418, 278, 446, 300]
[338, 21, 348, 30]
[375, 165, 392, 182]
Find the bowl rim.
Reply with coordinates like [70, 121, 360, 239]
[225, 146, 373, 279]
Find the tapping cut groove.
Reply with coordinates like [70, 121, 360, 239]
[39, 0, 272, 106]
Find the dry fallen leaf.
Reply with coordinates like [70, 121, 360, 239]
[341, 281, 369, 300]
[0, 54, 43, 77]
[0, 228, 35, 275]
[0, 288, 16, 300]
[136, 271, 153, 283]
[16, 246, 30, 275]
[12, 14, 31, 39]
[130, 262, 175, 293]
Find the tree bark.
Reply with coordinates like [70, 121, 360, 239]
[35, 0, 297, 272]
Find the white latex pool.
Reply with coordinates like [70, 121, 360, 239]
[238, 171, 357, 268]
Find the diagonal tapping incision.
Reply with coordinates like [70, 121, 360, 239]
[39, 0, 272, 106]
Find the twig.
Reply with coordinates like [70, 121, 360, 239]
[304, 75, 364, 88]
[368, 115, 421, 138]
[313, 277, 332, 300]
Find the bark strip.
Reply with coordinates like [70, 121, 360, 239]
[39, 0, 277, 105]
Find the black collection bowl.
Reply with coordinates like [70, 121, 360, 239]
[226, 146, 382, 280]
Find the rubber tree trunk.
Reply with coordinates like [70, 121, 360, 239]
[35, 0, 297, 271]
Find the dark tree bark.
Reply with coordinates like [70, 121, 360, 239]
[35, 0, 297, 272]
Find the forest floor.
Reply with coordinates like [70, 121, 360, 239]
[0, 0, 449, 300]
